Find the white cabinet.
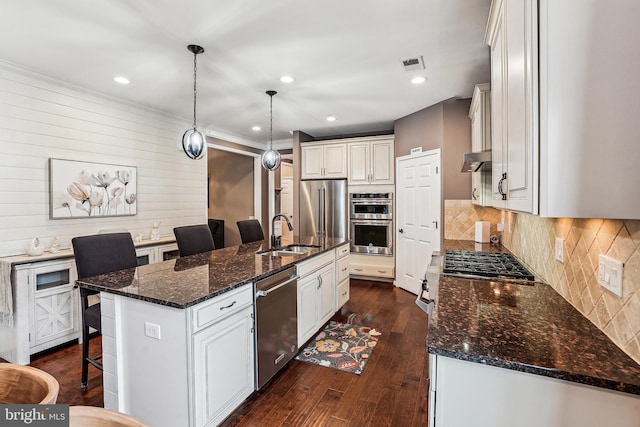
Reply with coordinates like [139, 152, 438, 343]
[348, 138, 395, 185]
[469, 83, 492, 207]
[101, 284, 254, 427]
[296, 251, 336, 347]
[192, 305, 254, 427]
[486, 0, 538, 214]
[25, 259, 80, 354]
[335, 244, 350, 310]
[301, 142, 347, 179]
[136, 243, 179, 265]
[429, 354, 640, 427]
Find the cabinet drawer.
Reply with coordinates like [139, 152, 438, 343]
[336, 244, 350, 259]
[337, 256, 350, 283]
[350, 264, 394, 278]
[191, 285, 253, 332]
[337, 279, 350, 308]
[297, 251, 334, 278]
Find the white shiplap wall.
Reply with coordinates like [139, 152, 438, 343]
[0, 64, 207, 256]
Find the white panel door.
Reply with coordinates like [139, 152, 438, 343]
[395, 150, 441, 295]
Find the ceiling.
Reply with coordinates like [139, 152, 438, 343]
[0, 0, 491, 146]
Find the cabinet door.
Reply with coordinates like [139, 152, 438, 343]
[192, 306, 254, 427]
[470, 99, 485, 206]
[489, 4, 507, 209]
[135, 247, 156, 266]
[503, 0, 538, 213]
[317, 265, 335, 326]
[297, 274, 319, 347]
[33, 285, 78, 348]
[370, 140, 394, 185]
[323, 144, 347, 178]
[348, 143, 370, 185]
[301, 145, 325, 180]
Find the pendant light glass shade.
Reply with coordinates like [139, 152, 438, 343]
[182, 44, 206, 160]
[261, 90, 281, 171]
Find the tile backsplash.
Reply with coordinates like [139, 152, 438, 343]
[444, 200, 640, 364]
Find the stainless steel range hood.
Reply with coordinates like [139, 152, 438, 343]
[461, 150, 492, 172]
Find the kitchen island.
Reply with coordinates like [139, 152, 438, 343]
[426, 241, 640, 427]
[76, 236, 348, 427]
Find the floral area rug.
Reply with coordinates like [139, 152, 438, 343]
[295, 321, 382, 375]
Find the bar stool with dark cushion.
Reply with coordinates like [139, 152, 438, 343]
[72, 232, 138, 391]
[237, 219, 265, 244]
[173, 224, 215, 257]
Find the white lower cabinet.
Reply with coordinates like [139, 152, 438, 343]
[429, 354, 640, 427]
[192, 305, 254, 427]
[101, 284, 254, 427]
[296, 251, 336, 347]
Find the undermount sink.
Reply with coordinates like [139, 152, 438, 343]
[256, 244, 320, 257]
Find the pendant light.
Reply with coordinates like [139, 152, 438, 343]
[261, 90, 281, 170]
[182, 44, 206, 160]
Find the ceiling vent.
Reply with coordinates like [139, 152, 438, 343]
[402, 56, 425, 72]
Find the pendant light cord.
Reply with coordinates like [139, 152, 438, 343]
[192, 52, 198, 128]
[269, 94, 273, 150]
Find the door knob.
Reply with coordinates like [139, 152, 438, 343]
[399, 228, 404, 233]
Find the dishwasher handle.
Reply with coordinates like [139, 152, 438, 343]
[256, 275, 298, 298]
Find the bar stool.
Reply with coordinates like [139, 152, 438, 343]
[70, 406, 150, 427]
[0, 363, 59, 404]
[72, 233, 138, 391]
[237, 219, 265, 244]
[173, 224, 215, 257]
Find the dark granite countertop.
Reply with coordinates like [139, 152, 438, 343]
[426, 240, 640, 396]
[75, 236, 348, 309]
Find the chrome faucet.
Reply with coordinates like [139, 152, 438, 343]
[271, 214, 293, 247]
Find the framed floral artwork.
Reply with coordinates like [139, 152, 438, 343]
[49, 158, 137, 219]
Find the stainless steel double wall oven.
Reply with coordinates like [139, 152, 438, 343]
[349, 193, 393, 255]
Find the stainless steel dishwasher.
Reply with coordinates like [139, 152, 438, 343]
[255, 266, 298, 389]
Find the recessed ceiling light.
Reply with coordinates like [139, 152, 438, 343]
[411, 76, 427, 84]
[326, 115, 336, 122]
[252, 126, 261, 131]
[280, 75, 295, 83]
[114, 76, 130, 85]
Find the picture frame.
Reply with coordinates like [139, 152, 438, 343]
[49, 158, 137, 219]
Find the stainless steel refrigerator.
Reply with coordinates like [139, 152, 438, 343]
[299, 179, 348, 239]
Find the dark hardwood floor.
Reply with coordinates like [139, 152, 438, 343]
[28, 279, 430, 426]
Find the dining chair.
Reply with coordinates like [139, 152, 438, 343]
[72, 232, 138, 390]
[237, 219, 265, 244]
[173, 224, 215, 257]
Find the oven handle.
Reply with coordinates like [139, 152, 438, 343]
[351, 219, 393, 226]
[256, 275, 299, 298]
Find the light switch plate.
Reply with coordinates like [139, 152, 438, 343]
[555, 238, 564, 263]
[598, 254, 623, 297]
[144, 322, 161, 340]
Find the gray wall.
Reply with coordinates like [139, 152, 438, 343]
[394, 99, 472, 200]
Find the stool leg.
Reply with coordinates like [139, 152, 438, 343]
[81, 320, 89, 391]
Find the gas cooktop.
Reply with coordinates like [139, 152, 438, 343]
[444, 250, 535, 281]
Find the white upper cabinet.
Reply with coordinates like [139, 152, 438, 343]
[348, 137, 395, 185]
[469, 83, 492, 206]
[301, 142, 347, 179]
[486, 0, 538, 214]
[486, 0, 640, 219]
[537, 0, 640, 219]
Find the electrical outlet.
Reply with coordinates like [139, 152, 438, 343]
[597, 254, 623, 297]
[555, 238, 564, 263]
[497, 222, 505, 232]
[144, 322, 161, 340]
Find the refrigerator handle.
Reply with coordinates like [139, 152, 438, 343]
[318, 187, 326, 235]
